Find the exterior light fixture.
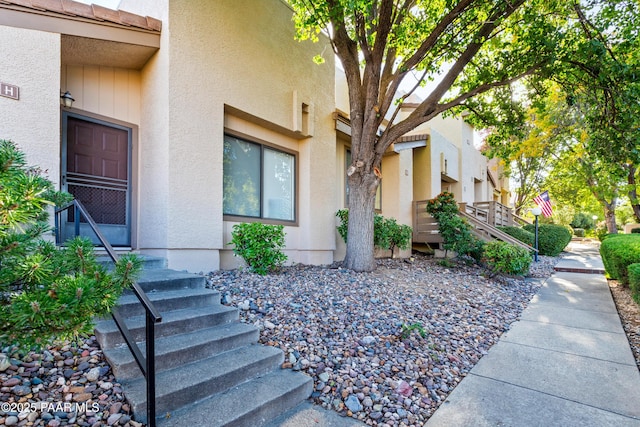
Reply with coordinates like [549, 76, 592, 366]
[531, 207, 542, 262]
[60, 91, 74, 108]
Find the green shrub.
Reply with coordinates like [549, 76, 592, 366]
[483, 241, 532, 276]
[596, 224, 609, 241]
[0, 139, 140, 350]
[497, 226, 534, 246]
[336, 209, 412, 257]
[523, 223, 572, 256]
[631, 228, 640, 234]
[229, 222, 287, 275]
[573, 228, 585, 237]
[570, 212, 595, 230]
[600, 234, 640, 287]
[628, 263, 640, 304]
[426, 192, 485, 262]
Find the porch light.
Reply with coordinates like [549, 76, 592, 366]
[60, 91, 74, 108]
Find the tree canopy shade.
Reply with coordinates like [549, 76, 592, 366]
[287, 0, 574, 271]
[466, 0, 640, 231]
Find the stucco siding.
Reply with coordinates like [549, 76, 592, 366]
[0, 26, 60, 188]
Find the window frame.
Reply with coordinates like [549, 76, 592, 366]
[223, 131, 298, 226]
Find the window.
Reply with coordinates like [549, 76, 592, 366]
[345, 149, 381, 210]
[223, 134, 295, 222]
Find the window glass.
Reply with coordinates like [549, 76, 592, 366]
[223, 134, 295, 221]
[223, 136, 260, 217]
[263, 147, 294, 221]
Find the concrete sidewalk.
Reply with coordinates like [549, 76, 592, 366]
[426, 242, 640, 427]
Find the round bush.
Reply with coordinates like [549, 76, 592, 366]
[600, 234, 640, 287]
[497, 226, 534, 247]
[628, 263, 640, 303]
[523, 223, 572, 256]
[483, 241, 532, 276]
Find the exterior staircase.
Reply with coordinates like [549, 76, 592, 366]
[94, 258, 313, 426]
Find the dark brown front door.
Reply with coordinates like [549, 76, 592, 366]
[62, 113, 131, 246]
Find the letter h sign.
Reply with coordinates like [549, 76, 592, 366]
[0, 82, 20, 100]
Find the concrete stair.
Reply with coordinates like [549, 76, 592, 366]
[94, 262, 313, 426]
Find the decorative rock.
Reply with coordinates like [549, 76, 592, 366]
[264, 320, 276, 329]
[344, 395, 363, 413]
[5, 415, 19, 426]
[318, 372, 330, 383]
[86, 367, 101, 382]
[107, 413, 122, 425]
[0, 353, 10, 372]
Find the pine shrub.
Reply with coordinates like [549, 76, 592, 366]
[0, 139, 141, 350]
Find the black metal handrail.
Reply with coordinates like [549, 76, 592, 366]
[55, 200, 162, 427]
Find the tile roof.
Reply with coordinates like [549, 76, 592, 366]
[0, 0, 161, 32]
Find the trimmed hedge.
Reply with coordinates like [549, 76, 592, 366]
[629, 263, 640, 304]
[632, 228, 640, 234]
[600, 234, 640, 287]
[497, 226, 534, 247]
[523, 223, 572, 256]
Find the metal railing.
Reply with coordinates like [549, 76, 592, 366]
[55, 200, 162, 427]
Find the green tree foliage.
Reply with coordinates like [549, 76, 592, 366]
[229, 222, 288, 275]
[0, 139, 141, 350]
[469, 1, 640, 230]
[426, 192, 484, 262]
[287, 0, 575, 271]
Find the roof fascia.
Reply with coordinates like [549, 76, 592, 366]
[0, 5, 160, 48]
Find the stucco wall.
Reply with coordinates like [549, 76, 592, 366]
[122, 0, 336, 271]
[0, 26, 60, 190]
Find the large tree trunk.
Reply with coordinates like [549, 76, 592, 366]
[604, 200, 617, 234]
[343, 171, 378, 272]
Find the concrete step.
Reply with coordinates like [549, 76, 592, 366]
[96, 254, 167, 270]
[95, 304, 238, 349]
[103, 322, 260, 379]
[116, 287, 220, 318]
[125, 344, 287, 421]
[135, 269, 207, 292]
[156, 369, 313, 427]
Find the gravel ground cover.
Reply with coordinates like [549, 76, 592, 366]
[4, 250, 639, 427]
[207, 254, 559, 426]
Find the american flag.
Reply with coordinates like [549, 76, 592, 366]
[533, 191, 553, 217]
